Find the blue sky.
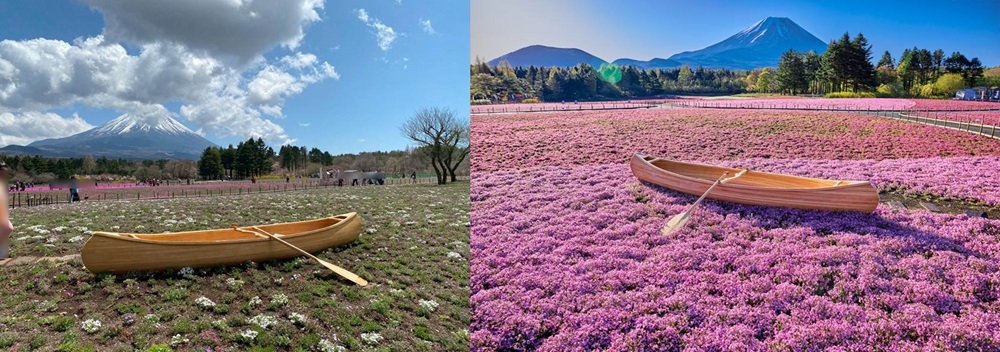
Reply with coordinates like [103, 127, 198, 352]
[472, 0, 1000, 67]
[0, 0, 469, 155]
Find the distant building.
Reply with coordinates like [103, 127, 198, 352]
[956, 88, 977, 101]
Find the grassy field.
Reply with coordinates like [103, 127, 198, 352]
[0, 182, 470, 351]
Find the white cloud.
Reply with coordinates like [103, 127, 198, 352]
[419, 19, 435, 34]
[84, 0, 325, 64]
[355, 8, 397, 51]
[357, 138, 366, 143]
[0, 112, 93, 147]
[355, 8, 370, 23]
[0, 1, 339, 147]
[298, 122, 311, 127]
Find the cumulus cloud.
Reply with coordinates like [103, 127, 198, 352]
[420, 18, 435, 34]
[84, 0, 324, 64]
[0, 112, 94, 147]
[0, 1, 339, 147]
[355, 8, 397, 51]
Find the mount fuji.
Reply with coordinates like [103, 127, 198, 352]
[487, 17, 828, 70]
[0, 114, 217, 160]
[666, 17, 828, 69]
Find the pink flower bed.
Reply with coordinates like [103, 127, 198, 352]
[673, 98, 917, 111]
[472, 109, 1000, 172]
[909, 99, 1000, 111]
[709, 156, 1000, 206]
[471, 99, 674, 114]
[471, 163, 1000, 350]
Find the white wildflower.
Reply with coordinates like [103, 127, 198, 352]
[81, 319, 102, 334]
[226, 278, 244, 290]
[317, 339, 347, 352]
[178, 267, 194, 277]
[271, 293, 288, 306]
[249, 314, 278, 329]
[418, 299, 440, 312]
[67, 235, 84, 243]
[249, 296, 263, 307]
[195, 296, 216, 309]
[360, 332, 383, 345]
[288, 312, 308, 325]
[169, 334, 189, 346]
[240, 329, 258, 341]
[446, 251, 463, 259]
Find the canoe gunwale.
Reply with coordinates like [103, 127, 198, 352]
[630, 154, 879, 213]
[634, 154, 871, 191]
[88, 212, 358, 246]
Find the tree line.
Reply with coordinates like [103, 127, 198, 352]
[0, 139, 457, 184]
[770, 32, 988, 98]
[471, 60, 746, 103]
[472, 33, 996, 102]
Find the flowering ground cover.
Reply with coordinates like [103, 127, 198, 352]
[672, 98, 918, 111]
[471, 100, 671, 114]
[471, 107, 1000, 350]
[471, 164, 1000, 350]
[472, 109, 1000, 173]
[0, 182, 469, 351]
[6, 177, 444, 206]
[908, 99, 1000, 111]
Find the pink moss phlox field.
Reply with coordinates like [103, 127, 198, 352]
[709, 157, 1000, 206]
[673, 98, 917, 111]
[472, 109, 1000, 173]
[471, 100, 671, 114]
[470, 163, 1000, 351]
[908, 99, 1000, 111]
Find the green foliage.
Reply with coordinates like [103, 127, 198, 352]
[143, 344, 173, 352]
[933, 73, 967, 97]
[0, 332, 16, 349]
[161, 288, 188, 302]
[824, 91, 876, 98]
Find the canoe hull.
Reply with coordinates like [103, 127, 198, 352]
[630, 154, 878, 213]
[81, 212, 362, 274]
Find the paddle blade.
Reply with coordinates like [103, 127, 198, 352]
[319, 259, 369, 286]
[662, 211, 690, 234]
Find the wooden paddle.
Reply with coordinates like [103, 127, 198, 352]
[247, 226, 369, 286]
[662, 168, 748, 234]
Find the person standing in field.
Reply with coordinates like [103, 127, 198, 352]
[0, 161, 14, 259]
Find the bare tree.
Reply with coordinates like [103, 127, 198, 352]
[400, 107, 469, 185]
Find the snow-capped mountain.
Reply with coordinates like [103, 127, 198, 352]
[88, 113, 194, 137]
[667, 17, 828, 69]
[485, 17, 828, 70]
[2, 114, 217, 160]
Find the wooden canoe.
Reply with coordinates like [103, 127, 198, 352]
[81, 212, 362, 274]
[630, 154, 879, 213]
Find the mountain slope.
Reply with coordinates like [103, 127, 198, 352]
[612, 57, 683, 70]
[1, 114, 217, 159]
[668, 17, 827, 69]
[488, 45, 608, 68]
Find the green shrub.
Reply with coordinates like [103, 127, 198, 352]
[0, 332, 16, 349]
[470, 99, 491, 105]
[161, 287, 187, 301]
[824, 91, 876, 98]
[143, 344, 173, 352]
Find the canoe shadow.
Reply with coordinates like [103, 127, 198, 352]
[643, 183, 981, 259]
